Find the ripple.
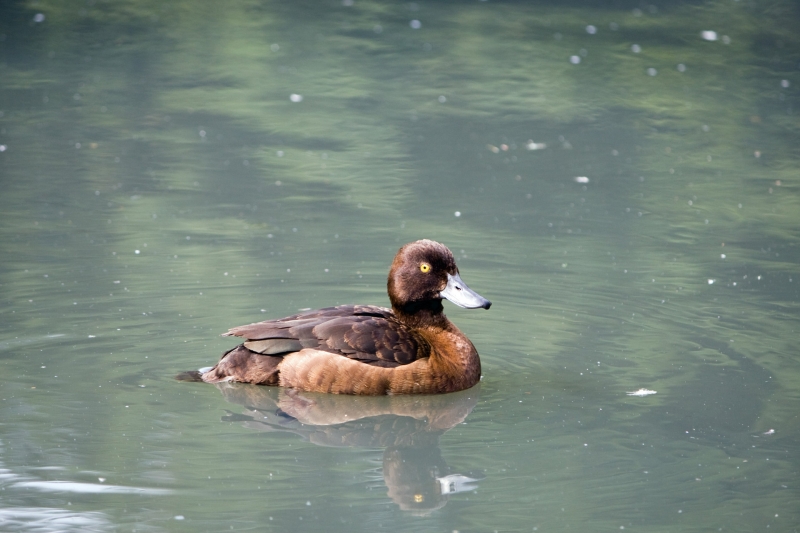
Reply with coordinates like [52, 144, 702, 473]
[12, 480, 172, 495]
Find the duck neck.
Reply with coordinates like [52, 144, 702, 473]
[393, 300, 481, 392]
[392, 299, 450, 331]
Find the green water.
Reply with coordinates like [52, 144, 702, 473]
[1, 0, 799, 531]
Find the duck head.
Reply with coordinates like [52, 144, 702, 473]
[388, 240, 491, 315]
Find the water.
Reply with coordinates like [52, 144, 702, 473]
[1, 0, 799, 531]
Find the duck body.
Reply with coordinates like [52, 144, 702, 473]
[197, 239, 491, 395]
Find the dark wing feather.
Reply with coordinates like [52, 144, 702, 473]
[223, 305, 429, 367]
[243, 338, 304, 354]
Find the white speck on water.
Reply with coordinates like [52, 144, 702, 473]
[647, 68, 657, 76]
[34, 13, 45, 22]
[781, 80, 790, 88]
[134, 250, 140, 254]
[454, 211, 461, 217]
[0, 145, 7, 152]
[708, 279, 715, 284]
[570, 55, 581, 64]
[290, 94, 303, 102]
[410, 20, 421, 29]
[174, 515, 185, 520]
[438, 95, 447, 103]
[585, 25, 597, 34]
[574, 176, 589, 183]
[677, 63, 686, 72]
[721, 254, 726, 259]
[270, 43, 280, 52]
[627, 388, 657, 396]
[701, 30, 718, 41]
[526, 141, 546, 150]
[631, 44, 641, 53]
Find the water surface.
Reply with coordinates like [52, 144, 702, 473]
[1, 1, 799, 531]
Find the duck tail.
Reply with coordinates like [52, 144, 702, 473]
[174, 370, 204, 382]
[176, 345, 282, 385]
[201, 344, 282, 385]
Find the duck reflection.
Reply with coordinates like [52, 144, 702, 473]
[212, 383, 482, 513]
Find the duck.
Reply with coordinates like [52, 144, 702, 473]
[188, 239, 491, 395]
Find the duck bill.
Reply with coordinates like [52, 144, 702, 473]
[440, 273, 491, 309]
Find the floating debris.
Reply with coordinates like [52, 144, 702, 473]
[526, 140, 547, 151]
[627, 388, 657, 397]
[574, 176, 590, 184]
[763, 429, 775, 435]
[701, 30, 718, 41]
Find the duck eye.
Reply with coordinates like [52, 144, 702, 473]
[419, 262, 431, 273]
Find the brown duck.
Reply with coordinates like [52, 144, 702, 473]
[189, 239, 491, 395]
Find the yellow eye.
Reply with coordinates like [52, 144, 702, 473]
[419, 263, 431, 273]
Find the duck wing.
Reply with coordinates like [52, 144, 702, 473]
[223, 305, 430, 367]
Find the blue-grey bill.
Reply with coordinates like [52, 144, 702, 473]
[440, 272, 491, 309]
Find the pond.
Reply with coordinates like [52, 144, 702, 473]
[1, 0, 798, 531]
